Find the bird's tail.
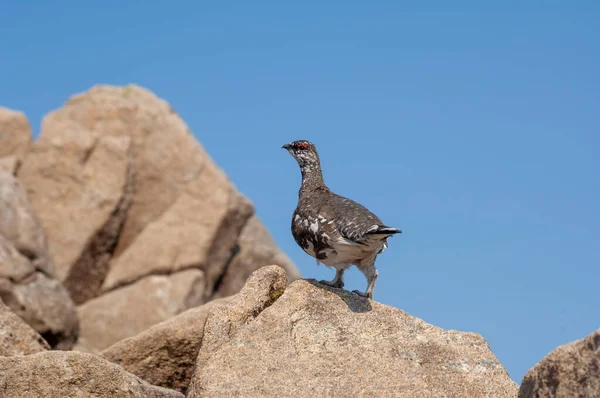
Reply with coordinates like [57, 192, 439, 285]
[368, 225, 401, 255]
[367, 225, 402, 236]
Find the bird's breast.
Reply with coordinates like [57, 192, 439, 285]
[291, 212, 337, 262]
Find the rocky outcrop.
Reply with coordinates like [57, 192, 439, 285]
[0, 298, 49, 356]
[0, 351, 184, 398]
[0, 106, 32, 169]
[188, 266, 518, 398]
[75, 269, 206, 353]
[519, 329, 600, 398]
[102, 297, 232, 393]
[0, 171, 79, 349]
[0, 258, 522, 398]
[10, 84, 299, 353]
[211, 215, 301, 300]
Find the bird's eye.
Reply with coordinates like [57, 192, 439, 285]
[296, 143, 309, 150]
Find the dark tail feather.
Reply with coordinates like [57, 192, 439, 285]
[367, 226, 402, 236]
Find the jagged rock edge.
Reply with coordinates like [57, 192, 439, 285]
[185, 274, 287, 397]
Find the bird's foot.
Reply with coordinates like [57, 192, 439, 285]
[352, 290, 372, 299]
[319, 279, 344, 289]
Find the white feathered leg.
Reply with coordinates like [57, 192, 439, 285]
[353, 263, 378, 299]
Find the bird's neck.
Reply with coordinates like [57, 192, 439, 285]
[299, 163, 326, 195]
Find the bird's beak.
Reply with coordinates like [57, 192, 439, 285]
[282, 143, 292, 150]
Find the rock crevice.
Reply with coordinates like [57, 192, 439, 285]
[63, 137, 136, 304]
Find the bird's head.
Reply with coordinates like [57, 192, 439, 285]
[282, 140, 320, 171]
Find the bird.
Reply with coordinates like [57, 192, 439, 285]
[282, 139, 402, 299]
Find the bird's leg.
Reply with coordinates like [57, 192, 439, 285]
[319, 267, 345, 289]
[353, 264, 378, 299]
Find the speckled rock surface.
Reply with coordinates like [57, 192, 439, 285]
[188, 267, 517, 398]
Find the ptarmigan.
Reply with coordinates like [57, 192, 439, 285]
[282, 139, 402, 299]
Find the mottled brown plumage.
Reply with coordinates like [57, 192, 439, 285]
[282, 140, 402, 299]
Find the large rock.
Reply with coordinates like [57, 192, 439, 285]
[102, 297, 232, 393]
[188, 269, 518, 398]
[0, 107, 32, 166]
[212, 215, 301, 300]
[0, 351, 184, 398]
[76, 269, 206, 353]
[0, 298, 50, 356]
[519, 329, 600, 398]
[17, 132, 134, 303]
[0, 172, 79, 349]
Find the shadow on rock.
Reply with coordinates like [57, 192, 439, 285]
[304, 278, 373, 313]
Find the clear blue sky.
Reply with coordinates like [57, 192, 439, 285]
[2, 1, 598, 384]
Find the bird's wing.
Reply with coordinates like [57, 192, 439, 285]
[316, 196, 389, 246]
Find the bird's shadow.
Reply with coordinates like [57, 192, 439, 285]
[305, 279, 373, 313]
